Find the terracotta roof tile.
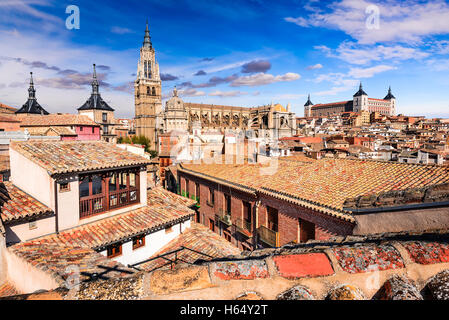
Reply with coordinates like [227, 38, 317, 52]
[180, 158, 449, 222]
[0, 182, 53, 222]
[0, 282, 19, 298]
[9, 188, 196, 283]
[17, 114, 98, 127]
[10, 140, 151, 175]
[138, 222, 241, 272]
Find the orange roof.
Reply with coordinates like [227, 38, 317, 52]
[0, 182, 53, 222]
[180, 158, 449, 222]
[10, 140, 151, 175]
[312, 101, 350, 108]
[0, 103, 17, 111]
[0, 115, 20, 123]
[138, 222, 241, 272]
[17, 114, 98, 127]
[9, 187, 196, 284]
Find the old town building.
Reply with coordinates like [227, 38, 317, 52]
[0, 140, 239, 296]
[177, 157, 449, 251]
[305, 83, 396, 118]
[14, 72, 49, 116]
[17, 114, 101, 140]
[77, 65, 117, 143]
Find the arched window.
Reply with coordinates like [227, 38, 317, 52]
[152, 87, 156, 96]
[147, 87, 151, 95]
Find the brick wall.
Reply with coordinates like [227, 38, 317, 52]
[178, 171, 355, 250]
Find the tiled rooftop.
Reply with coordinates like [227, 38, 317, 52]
[19, 188, 194, 250]
[0, 282, 19, 298]
[0, 155, 9, 172]
[137, 222, 241, 272]
[180, 158, 449, 221]
[26, 126, 77, 136]
[8, 187, 195, 284]
[0, 182, 53, 222]
[10, 140, 151, 175]
[148, 186, 197, 208]
[17, 114, 98, 127]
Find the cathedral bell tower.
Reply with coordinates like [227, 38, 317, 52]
[134, 20, 162, 150]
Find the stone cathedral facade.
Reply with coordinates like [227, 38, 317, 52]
[134, 22, 162, 150]
[134, 22, 296, 148]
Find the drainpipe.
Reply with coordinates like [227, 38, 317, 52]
[54, 179, 59, 234]
[253, 200, 261, 249]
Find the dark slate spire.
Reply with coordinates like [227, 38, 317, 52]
[15, 72, 50, 115]
[353, 82, 368, 97]
[143, 20, 152, 48]
[78, 64, 115, 112]
[304, 94, 313, 106]
[384, 86, 396, 100]
[28, 72, 36, 99]
[91, 63, 99, 95]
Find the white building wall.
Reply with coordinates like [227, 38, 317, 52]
[99, 219, 191, 266]
[10, 148, 53, 209]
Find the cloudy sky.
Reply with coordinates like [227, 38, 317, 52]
[0, 0, 449, 118]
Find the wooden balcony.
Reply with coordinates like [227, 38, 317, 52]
[257, 225, 279, 247]
[79, 170, 140, 219]
[234, 218, 252, 237]
[80, 194, 106, 218]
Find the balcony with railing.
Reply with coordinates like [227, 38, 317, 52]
[257, 224, 279, 247]
[215, 208, 232, 226]
[233, 218, 252, 237]
[79, 169, 140, 219]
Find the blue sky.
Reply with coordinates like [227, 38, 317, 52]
[0, 0, 449, 118]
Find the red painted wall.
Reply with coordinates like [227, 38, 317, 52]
[75, 126, 101, 141]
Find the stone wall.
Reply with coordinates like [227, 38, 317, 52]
[7, 233, 449, 300]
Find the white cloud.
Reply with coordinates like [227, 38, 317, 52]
[315, 41, 429, 65]
[285, 0, 449, 45]
[230, 72, 300, 87]
[179, 88, 206, 97]
[306, 63, 323, 70]
[209, 90, 247, 97]
[0, 28, 137, 118]
[426, 59, 449, 71]
[111, 26, 134, 35]
[348, 65, 396, 78]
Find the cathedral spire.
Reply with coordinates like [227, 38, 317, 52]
[28, 72, 36, 100]
[91, 64, 99, 95]
[143, 20, 152, 48]
[173, 86, 178, 97]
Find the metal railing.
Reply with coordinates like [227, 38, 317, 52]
[234, 218, 252, 236]
[128, 246, 214, 272]
[215, 208, 231, 226]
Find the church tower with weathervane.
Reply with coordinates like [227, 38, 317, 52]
[134, 21, 162, 150]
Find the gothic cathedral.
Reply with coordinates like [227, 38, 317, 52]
[134, 21, 162, 150]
